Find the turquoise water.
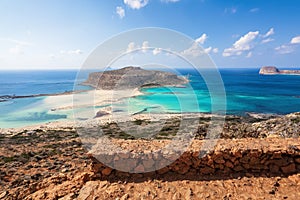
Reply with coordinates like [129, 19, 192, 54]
[124, 68, 300, 115]
[0, 70, 91, 128]
[1, 68, 300, 128]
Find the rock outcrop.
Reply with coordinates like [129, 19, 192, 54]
[82, 66, 188, 90]
[259, 66, 300, 75]
[259, 66, 280, 74]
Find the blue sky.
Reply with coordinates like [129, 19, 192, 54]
[0, 0, 300, 69]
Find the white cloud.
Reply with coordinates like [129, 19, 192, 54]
[204, 47, 212, 54]
[181, 42, 203, 57]
[249, 8, 259, 13]
[203, 47, 218, 54]
[116, 6, 125, 19]
[261, 38, 274, 44]
[263, 28, 274, 38]
[124, 0, 149, 9]
[275, 45, 295, 54]
[290, 36, 300, 44]
[223, 31, 259, 57]
[182, 43, 218, 57]
[71, 49, 83, 55]
[275, 35, 300, 54]
[153, 48, 162, 55]
[181, 34, 218, 56]
[195, 33, 208, 44]
[142, 41, 149, 52]
[60, 49, 83, 55]
[126, 41, 149, 53]
[126, 42, 137, 53]
[212, 48, 219, 53]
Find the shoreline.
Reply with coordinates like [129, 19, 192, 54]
[0, 84, 297, 131]
[0, 110, 281, 130]
[0, 89, 91, 102]
[1, 110, 299, 140]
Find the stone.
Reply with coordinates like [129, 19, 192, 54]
[118, 153, 130, 159]
[271, 151, 282, 159]
[270, 164, 280, 173]
[101, 167, 113, 176]
[281, 163, 296, 174]
[214, 164, 224, 170]
[114, 158, 137, 172]
[58, 193, 76, 200]
[77, 181, 99, 200]
[94, 111, 109, 118]
[225, 161, 234, 168]
[249, 157, 260, 166]
[143, 159, 155, 169]
[295, 157, 300, 164]
[157, 167, 169, 175]
[134, 164, 145, 173]
[233, 165, 244, 172]
[177, 164, 190, 175]
[232, 150, 242, 158]
[90, 163, 104, 173]
[192, 158, 201, 168]
[200, 167, 215, 174]
[0, 191, 8, 199]
[214, 156, 225, 164]
[120, 194, 129, 200]
[239, 156, 249, 164]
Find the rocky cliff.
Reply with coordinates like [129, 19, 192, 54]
[82, 67, 188, 90]
[259, 66, 300, 75]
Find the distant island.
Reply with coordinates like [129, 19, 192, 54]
[82, 66, 189, 90]
[259, 66, 300, 75]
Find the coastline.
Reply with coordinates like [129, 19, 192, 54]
[0, 85, 295, 132]
[0, 90, 89, 102]
[1, 87, 300, 200]
[1, 109, 299, 140]
[0, 88, 144, 129]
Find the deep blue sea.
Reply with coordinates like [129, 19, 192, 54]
[0, 70, 89, 96]
[1, 68, 300, 128]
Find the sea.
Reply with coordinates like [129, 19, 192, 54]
[1, 68, 300, 128]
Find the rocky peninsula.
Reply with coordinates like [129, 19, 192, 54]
[259, 66, 300, 75]
[82, 66, 189, 90]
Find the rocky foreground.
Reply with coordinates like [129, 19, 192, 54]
[1, 113, 300, 199]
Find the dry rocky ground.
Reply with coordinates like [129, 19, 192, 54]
[0, 113, 300, 200]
